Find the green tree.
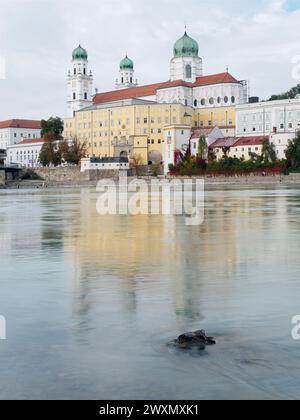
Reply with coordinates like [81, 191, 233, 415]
[198, 135, 208, 160]
[261, 140, 277, 164]
[41, 117, 64, 140]
[285, 132, 300, 169]
[269, 83, 300, 101]
[39, 132, 62, 167]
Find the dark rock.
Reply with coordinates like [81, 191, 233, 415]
[169, 330, 216, 351]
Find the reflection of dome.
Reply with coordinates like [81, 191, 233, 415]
[72, 45, 88, 60]
[120, 55, 134, 70]
[174, 32, 199, 58]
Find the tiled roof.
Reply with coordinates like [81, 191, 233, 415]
[210, 136, 269, 149]
[194, 72, 239, 87]
[234, 136, 269, 146]
[17, 138, 47, 145]
[210, 137, 239, 148]
[191, 127, 218, 138]
[93, 72, 240, 105]
[0, 119, 41, 129]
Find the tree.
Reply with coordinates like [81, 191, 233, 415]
[41, 117, 64, 140]
[261, 140, 277, 164]
[39, 132, 62, 167]
[222, 146, 230, 159]
[285, 132, 300, 169]
[269, 84, 300, 101]
[197, 135, 208, 160]
[63, 138, 87, 165]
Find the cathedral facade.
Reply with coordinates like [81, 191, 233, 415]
[64, 32, 246, 164]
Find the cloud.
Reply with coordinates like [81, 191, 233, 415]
[0, 0, 299, 119]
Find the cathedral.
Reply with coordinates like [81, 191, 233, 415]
[67, 31, 248, 116]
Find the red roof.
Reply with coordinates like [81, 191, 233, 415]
[93, 72, 240, 105]
[234, 136, 269, 146]
[191, 127, 219, 138]
[210, 137, 239, 148]
[17, 138, 47, 145]
[194, 72, 239, 87]
[210, 136, 269, 149]
[0, 119, 41, 129]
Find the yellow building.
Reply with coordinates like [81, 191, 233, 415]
[64, 100, 236, 165]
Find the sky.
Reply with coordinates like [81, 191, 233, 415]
[0, 0, 300, 120]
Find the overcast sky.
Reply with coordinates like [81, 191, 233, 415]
[0, 0, 299, 120]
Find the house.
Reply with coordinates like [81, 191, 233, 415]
[210, 136, 269, 160]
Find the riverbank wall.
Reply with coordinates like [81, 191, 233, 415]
[4, 167, 300, 189]
[0, 171, 5, 187]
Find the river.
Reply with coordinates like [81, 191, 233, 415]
[1, 185, 300, 400]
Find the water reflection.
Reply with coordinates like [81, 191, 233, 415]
[1, 186, 300, 399]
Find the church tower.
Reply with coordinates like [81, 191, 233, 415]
[115, 55, 138, 90]
[67, 45, 93, 116]
[170, 32, 203, 83]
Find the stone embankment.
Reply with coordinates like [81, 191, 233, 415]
[3, 167, 300, 189]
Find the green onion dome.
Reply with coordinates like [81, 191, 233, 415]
[173, 32, 199, 58]
[120, 55, 134, 70]
[72, 45, 88, 60]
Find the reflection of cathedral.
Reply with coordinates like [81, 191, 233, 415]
[63, 190, 250, 326]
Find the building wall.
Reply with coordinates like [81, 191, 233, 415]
[212, 144, 263, 161]
[0, 127, 41, 150]
[236, 98, 300, 137]
[192, 83, 245, 109]
[63, 103, 194, 164]
[81, 158, 130, 172]
[170, 56, 203, 82]
[193, 105, 236, 128]
[270, 132, 293, 160]
[6, 141, 45, 168]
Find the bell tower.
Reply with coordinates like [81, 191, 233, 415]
[67, 45, 93, 116]
[115, 55, 138, 90]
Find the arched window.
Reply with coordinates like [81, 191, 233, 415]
[130, 77, 133, 83]
[73, 93, 76, 100]
[217, 97, 221, 104]
[224, 96, 229, 103]
[74, 68, 76, 75]
[201, 99, 206, 106]
[83, 68, 86, 75]
[194, 99, 198, 107]
[209, 97, 214, 105]
[231, 96, 235, 103]
[84, 92, 88, 100]
[121, 77, 124, 84]
[185, 64, 192, 79]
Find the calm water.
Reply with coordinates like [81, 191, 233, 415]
[1, 185, 300, 400]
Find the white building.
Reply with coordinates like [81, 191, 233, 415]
[236, 98, 300, 136]
[209, 136, 268, 161]
[85, 31, 248, 110]
[81, 157, 130, 172]
[67, 45, 94, 116]
[0, 119, 41, 150]
[164, 125, 223, 174]
[236, 98, 300, 159]
[6, 138, 47, 168]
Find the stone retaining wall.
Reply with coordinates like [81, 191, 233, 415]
[33, 167, 121, 184]
[0, 170, 5, 187]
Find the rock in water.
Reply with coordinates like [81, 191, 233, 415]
[169, 330, 216, 351]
